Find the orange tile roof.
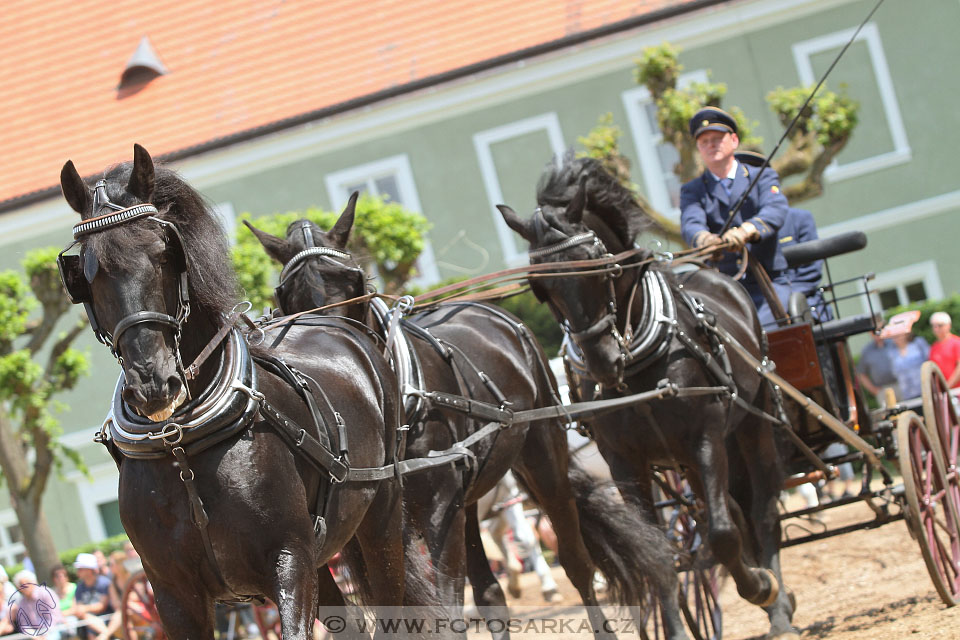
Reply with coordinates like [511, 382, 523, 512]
[0, 0, 708, 209]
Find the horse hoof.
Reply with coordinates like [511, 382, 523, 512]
[753, 568, 780, 608]
[507, 571, 522, 599]
[768, 632, 800, 640]
[542, 588, 563, 604]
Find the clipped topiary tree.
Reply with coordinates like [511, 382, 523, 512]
[633, 42, 859, 206]
[0, 248, 90, 583]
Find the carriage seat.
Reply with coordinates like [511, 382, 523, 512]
[811, 312, 880, 343]
[782, 230, 867, 268]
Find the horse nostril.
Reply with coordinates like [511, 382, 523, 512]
[122, 385, 148, 407]
[164, 375, 183, 401]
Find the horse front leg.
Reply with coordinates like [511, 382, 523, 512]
[733, 418, 797, 639]
[596, 444, 689, 640]
[150, 581, 216, 640]
[270, 542, 320, 640]
[465, 503, 512, 640]
[694, 419, 778, 610]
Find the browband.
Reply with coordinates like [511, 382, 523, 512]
[280, 246, 352, 281]
[73, 204, 160, 239]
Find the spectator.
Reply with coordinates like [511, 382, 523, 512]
[929, 311, 960, 388]
[92, 552, 109, 580]
[65, 554, 110, 639]
[882, 311, 929, 401]
[10, 570, 63, 640]
[857, 333, 899, 405]
[51, 565, 77, 638]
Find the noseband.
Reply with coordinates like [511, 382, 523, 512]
[59, 181, 192, 379]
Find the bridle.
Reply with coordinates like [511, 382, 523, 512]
[58, 180, 192, 383]
[527, 208, 631, 378]
[275, 221, 366, 309]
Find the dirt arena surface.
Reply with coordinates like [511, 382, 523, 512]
[472, 495, 960, 639]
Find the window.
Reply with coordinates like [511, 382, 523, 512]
[0, 512, 27, 567]
[473, 113, 567, 265]
[72, 465, 123, 541]
[326, 155, 440, 287]
[866, 260, 942, 313]
[622, 71, 708, 221]
[793, 22, 910, 181]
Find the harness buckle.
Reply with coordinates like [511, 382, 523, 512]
[148, 422, 184, 445]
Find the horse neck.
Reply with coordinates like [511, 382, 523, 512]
[179, 305, 225, 395]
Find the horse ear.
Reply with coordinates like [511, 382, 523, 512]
[128, 143, 155, 202]
[496, 205, 534, 242]
[60, 161, 92, 215]
[327, 191, 358, 249]
[565, 178, 587, 223]
[243, 220, 295, 265]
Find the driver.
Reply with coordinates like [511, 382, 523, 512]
[679, 106, 792, 327]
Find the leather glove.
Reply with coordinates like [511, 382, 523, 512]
[722, 221, 759, 250]
[693, 230, 722, 249]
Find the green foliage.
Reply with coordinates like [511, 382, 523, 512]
[495, 291, 564, 358]
[766, 85, 859, 146]
[634, 43, 682, 95]
[0, 271, 35, 347]
[21, 247, 61, 280]
[234, 194, 430, 310]
[577, 113, 633, 188]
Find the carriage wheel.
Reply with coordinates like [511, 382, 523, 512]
[121, 571, 164, 640]
[921, 361, 960, 491]
[897, 411, 960, 605]
[646, 470, 722, 640]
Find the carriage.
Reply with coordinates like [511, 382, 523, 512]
[59, 145, 960, 640]
[626, 228, 960, 640]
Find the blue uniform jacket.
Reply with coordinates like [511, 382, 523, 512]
[778, 208, 821, 295]
[680, 163, 789, 277]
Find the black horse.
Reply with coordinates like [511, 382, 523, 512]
[58, 145, 435, 639]
[246, 202, 689, 640]
[497, 154, 797, 639]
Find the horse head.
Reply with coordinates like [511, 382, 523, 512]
[59, 144, 190, 421]
[498, 182, 628, 387]
[245, 192, 367, 321]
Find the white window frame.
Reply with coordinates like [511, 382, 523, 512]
[0, 510, 26, 567]
[69, 463, 121, 542]
[325, 154, 440, 287]
[793, 22, 910, 182]
[622, 70, 709, 222]
[473, 113, 566, 266]
[864, 260, 942, 314]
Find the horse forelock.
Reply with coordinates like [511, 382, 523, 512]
[536, 151, 651, 249]
[91, 161, 239, 321]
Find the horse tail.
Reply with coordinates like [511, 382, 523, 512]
[567, 462, 677, 607]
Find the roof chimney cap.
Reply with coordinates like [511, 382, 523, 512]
[120, 36, 168, 86]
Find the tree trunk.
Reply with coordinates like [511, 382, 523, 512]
[0, 410, 60, 583]
[11, 498, 59, 584]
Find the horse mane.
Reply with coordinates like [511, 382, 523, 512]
[535, 150, 653, 247]
[90, 161, 239, 320]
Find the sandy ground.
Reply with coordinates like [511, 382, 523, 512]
[468, 493, 960, 639]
